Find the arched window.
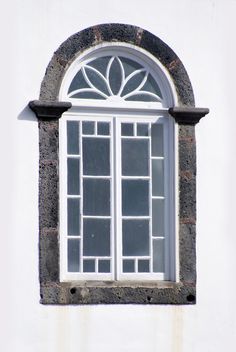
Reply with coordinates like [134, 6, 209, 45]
[29, 24, 209, 304]
[59, 44, 176, 281]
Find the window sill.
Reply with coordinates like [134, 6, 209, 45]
[40, 281, 196, 305]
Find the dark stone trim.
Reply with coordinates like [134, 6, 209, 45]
[30, 23, 210, 305]
[169, 107, 209, 125]
[39, 23, 195, 107]
[29, 100, 71, 120]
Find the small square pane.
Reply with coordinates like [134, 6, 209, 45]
[121, 123, 134, 136]
[151, 123, 163, 157]
[83, 178, 110, 216]
[97, 122, 110, 135]
[68, 239, 80, 272]
[83, 219, 110, 256]
[138, 260, 150, 272]
[83, 137, 110, 176]
[122, 220, 149, 256]
[152, 199, 164, 236]
[98, 260, 110, 273]
[67, 158, 80, 195]
[123, 259, 135, 273]
[122, 139, 149, 176]
[67, 121, 79, 155]
[82, 121, 95, 135]
[137, 123, 149, 136]
[153, 239, 165, 272]
[83, 259, 95, 272]
[152, 159, 164, 196]
[122, 180, 149, 216]
[67, 198, 80, 236]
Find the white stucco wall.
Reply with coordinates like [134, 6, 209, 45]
[0, 1, 236, 351]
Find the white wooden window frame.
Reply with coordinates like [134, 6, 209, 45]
[59, 107, 176, 282]
[59, 43, 178, 283]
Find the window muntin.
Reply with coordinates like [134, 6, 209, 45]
[60, 112, 174, 281]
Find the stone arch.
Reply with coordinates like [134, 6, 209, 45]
[39, 23, 194, 107]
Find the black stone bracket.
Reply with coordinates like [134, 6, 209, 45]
[29, 23, 210, 305]
[29, 100, 72, 120]
[169, 107, 210, 125]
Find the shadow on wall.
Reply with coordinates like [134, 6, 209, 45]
[18, 105, 37, 122]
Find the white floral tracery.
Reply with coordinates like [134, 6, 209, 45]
[67, 56, 163, 102]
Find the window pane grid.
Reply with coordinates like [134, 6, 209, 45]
[64, 117, 168, 280]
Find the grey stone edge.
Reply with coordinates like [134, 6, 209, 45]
[29, 23, 209, 305]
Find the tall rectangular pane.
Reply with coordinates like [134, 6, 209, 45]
[152, 199, 164, 236]
[153, 239, 165, 272]
[67, 198, 80, 236]
[122, 139, 149, 176]
[67, 158, 80, 195]
[83, 219, 110, 256]
[83, 137, 110, 176]
[68, 239, 80, 272]
[122, 220, 149, 256]
[83, 178, 110, 215]
[122, 180, 149, 216]
[151, 124, 163, 157]
[152, 159, 164, 196]
[67, 121, 79, 155]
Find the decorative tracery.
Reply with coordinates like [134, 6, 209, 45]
[67, 56, 163, 102]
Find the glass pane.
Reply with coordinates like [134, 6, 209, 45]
[83, 259, 95, 272]
[68, 69, 90, 94]
[152, 199, 164, 236]
[89, 56, 111, 77]
[67, 198, 80, 236]
[123, 259, 135, 273]
[82, 121, 95, 135]
[68, 239, 80, 272]
[84, 66, 110, 96]
[83, 178, 110, 215]
[83, 219, 110, 256]
[83, 137, 110, 176]
[71, 91, 106, 100]
[151, 124, 163, 157]
[121, 123, 134, 136]
[142, 74, 163, 98]
[126, 94, 158, 102]
[122, 139, 149, 176]
[153, 239, 165, 272]
[109, 57, 122, 95]
[122, 220, 149, 256]
[67, 158, 80, 195]
[138, 260, 150, 272]
[98, 260, 110, 273]
[121, 71, 146, 96]
[152, 159, 164, 196]
[122, 180, 149, 216]
[67, 121, 79, 155]
[97, 122, 110, 135]
[120, 56, 142, 77]
[137, 123, 149, 136]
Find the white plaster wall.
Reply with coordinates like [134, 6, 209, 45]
[0, 1, 236, 351]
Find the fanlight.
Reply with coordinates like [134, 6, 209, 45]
[67, 56, 163, 102]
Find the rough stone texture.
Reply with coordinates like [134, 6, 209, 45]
[39, 120, 59, 161]
[29, 24, 210, 305]
[40, 282, 196, 305]
[39, 160, 58, 229]
[40, 230, 59, 284]
[179, 224, 196, 282]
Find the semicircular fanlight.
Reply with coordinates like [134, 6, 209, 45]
[68, 55, 163, 103]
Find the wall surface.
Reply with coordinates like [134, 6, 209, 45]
[0, 1, 236, 351]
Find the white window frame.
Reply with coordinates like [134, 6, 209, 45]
[59, 43, 178, 283]
[59, 107, 176, 282]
